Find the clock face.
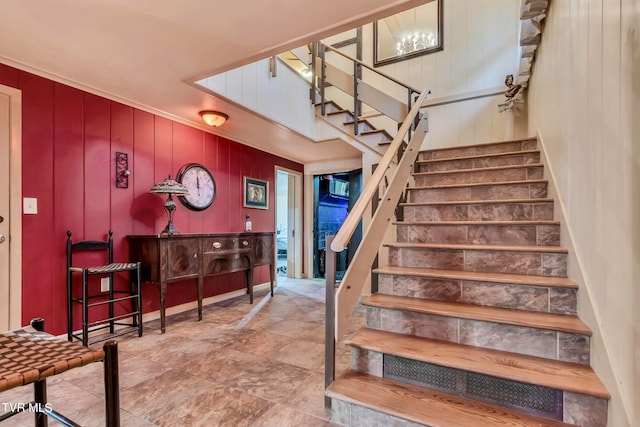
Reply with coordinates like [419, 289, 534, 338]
[176, 163, 216, 211]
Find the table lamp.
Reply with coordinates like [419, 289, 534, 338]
[150, 175, 190, 235]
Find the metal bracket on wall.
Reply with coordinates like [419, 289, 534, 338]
[115, 152, 130, 189]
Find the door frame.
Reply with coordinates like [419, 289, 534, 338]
[274, 166, 303, 278]
[0, 83, 22, 329]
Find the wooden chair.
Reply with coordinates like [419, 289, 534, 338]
[0, 318, 120, 426]
[67, 230, 142, 346]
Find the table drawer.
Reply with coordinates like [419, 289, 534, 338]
[202, 236, 251, 252]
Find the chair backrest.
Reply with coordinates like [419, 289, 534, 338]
[66, 230, 114, 269]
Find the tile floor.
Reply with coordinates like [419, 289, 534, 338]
[0, 278, 364, 426]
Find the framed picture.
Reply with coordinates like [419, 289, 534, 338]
[374, 0, 443, 67]
[243, 177, 269, 209]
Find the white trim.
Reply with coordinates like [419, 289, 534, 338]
[275, 166, 304, 278]
[0, 84, 22, 329]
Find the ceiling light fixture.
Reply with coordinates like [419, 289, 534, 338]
[199, 110, 229, 127]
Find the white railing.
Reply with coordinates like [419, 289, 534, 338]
[330, 88, 430, 338]
[313, 41, 431, 402]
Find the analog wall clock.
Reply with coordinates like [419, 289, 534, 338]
[176, 163, 216, 211]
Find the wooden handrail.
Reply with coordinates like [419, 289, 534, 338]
[332, 88, 430, 342]
[330, 88, 430, 253]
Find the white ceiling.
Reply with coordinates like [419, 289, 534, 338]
[0, 0, 430, 164]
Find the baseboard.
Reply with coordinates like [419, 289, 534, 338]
[63, 282, 273, 341]
[141, 282, 272, 323]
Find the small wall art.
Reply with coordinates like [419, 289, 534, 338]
[243, 177, 269, 209]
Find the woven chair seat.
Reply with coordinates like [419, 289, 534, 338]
[0, 326, 104, 392]
[69, 262, 139, 274]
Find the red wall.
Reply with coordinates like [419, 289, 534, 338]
[0, 64, 304, 335]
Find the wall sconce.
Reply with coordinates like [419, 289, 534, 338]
[199, 110, 229, 127]
[115, 152, 130, 188]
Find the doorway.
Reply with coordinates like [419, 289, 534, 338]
[275, 167, 303, 278]
[313, 169, 362, 279]
[0, 84, 22, 330]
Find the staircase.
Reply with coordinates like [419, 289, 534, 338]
[316, 100, 393, 155]
[326, 137, 610, 427]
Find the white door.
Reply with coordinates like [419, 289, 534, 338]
[0, 85, 21, 331]
[0, 93, 11, 330]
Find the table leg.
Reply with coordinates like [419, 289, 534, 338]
[197, 277, 203, 321]
[270, 262, 275, 296]
[160, 281, 167, 334]
[246, 268, 253, 304]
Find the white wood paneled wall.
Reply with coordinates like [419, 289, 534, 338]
[354, 0, 523, 149]
[528, 1, 639, 426]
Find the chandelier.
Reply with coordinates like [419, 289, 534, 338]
[396, 32, 437, 56]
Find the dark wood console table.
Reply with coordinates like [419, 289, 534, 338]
[127, 232, 275, 333]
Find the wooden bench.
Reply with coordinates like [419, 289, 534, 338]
[0, 319, 120, 426]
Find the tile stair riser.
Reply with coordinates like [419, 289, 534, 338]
[403, 201, 555, 222]
[330, 398, 425, 427]
[414, 165, 544, 187]
[366, 307, 591, 364]
[417, 152, 541, 173]
[563, 392, 609, 427]
[348, 347, 607, 425]
[396, 223, 561, 246]
[387, 247, 568, 277]
[419, 139, 538, 161]
[377, 273, 577, 315]
[408, 182, 548, 203]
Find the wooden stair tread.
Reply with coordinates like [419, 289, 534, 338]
[362, 294, 591, 335]
[384, 241, 568, 254]
[417, 149, 540, 164]
[421, 137, 537, 154]
[361, 128, 390, 136]
[326, 109, 350, 116]
[372, 266, 578, 289]
[346, 328, 610, 399]
[394, 220, 560, 226]
[408, 179, 547, 190]
[400, 197, 553, 207]
[327, 371, 574, 427]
